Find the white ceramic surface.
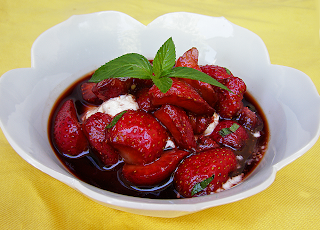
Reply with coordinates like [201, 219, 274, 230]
[0, 11, 319, 218]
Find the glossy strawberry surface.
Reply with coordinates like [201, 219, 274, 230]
[149, 78, 214, 115]
[83, 112, 119, 166]
[154, 104, 196, 151]
[210, 120, 249, 150]
[174, 148, 237, 198]
[108, 110, 168, 165]
[53, 99, 88, 156]
[122, 149, 190, 186]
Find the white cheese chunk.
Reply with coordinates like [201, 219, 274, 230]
[85, 94, 139, 119]
[203, 112, 220, 136]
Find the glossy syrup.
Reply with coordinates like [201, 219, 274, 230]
[48, 73, 269, 199]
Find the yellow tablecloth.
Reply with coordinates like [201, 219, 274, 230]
[1, 0, 319, 229]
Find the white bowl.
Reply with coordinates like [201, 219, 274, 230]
[0, 11, 319, 218]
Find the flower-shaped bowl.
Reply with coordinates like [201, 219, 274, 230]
[0, 11, 319, 218]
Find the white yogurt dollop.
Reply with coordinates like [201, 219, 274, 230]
[85, 94, 139, 119]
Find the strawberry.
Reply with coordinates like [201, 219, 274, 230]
[122, 149, 190, 186]
[210, 120, 249, 150]
[174, 148, 237, 198]
[215, 76, 246, 119]
[53, 99, 88, 156]
[176, 47, 202, 71]
[197, 135, 220, 152]
[80, 82, 102, 104]
[83, 112, 119, 166]
[237, 106, 263, 132]
[176, 48, 218, 107]
[135, 88, 157, 112]
[108, 110, 168, 165]
[131, 78, 154, 92]
[188, 112, 212, 135]
[154, 104, 196, 151]
[200, 65, 233, 82]
[92, 77, 133, 101]
[149, 78, 214, 115]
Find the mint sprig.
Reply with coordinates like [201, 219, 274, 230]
[191, 175, 215, 196]
[219, 123, 240, 137]
[106, 110, 127, 129]
[89, 37, 230, 93]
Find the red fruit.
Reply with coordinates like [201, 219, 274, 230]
[197, 135, 220, 152]
[122, 149, 190, 186]
[83, 112, 119, 166]
[80, 82, 102, 104]
[149, 78, 214, 115]
[176, 48, 218, 107]
[237, 106, 263, 132]
[210, 120, 249, 150]
[131, 78, 154, 92]
[215, 76, 246, 119]
[188, 112, 212, 135]
[135, 88, 157, 112]
[154, 104, 196, 151]
[108, 110, 168, 165]
[53, 99, 88, 156]
[200, 65, 233, 82]
[176, 47, 202, 71]
[174, 148, 237, 198]
[92, 78, 133, 101]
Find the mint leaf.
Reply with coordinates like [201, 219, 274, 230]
[191, 175, 215, 196]
[151, 76, 173, 94]
[219, 123, 239, 137]
[224, 67, 232, 76]
[167, 67, 232, 92]
[89, 53, 153, 83]
[106, 111, 127, 129]
[153, 37, 176, 78]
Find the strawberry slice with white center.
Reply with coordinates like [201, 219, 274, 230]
[154, 104, 196, 151]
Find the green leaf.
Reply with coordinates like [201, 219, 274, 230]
[106, 110, 127, 129]
[152, 37, 176, 78]
[151, 76, 173, 94]
[224, 67, 232, 76]
[219, 123, 240, 137]
[191, 175, 215, 196]
[167, 67, 232, 92]
[89, 53, 153, 83]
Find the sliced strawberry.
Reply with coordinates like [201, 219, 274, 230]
[108, 110, 168, 165]
[210, 120, 249, 150]
[53, 99, 88, 156]
[80, 82, 102, 104]
[154, 104, 196, 151]
[174, 148, 237, 198]
[176, 48, 218, 107]
[149, 78, 214, 115]
[122, 149, 190, 186]
[135, 88, 157, 112]
[197, 135, 220, 152]
[215, 76, 246, 119]
[131, 78, 154, 92]
[200, 65, 233, 82]
[182, 79, 218, 107]
[237, 106, 263, 132]
[176, 47, 202, 71]
[92, 77, 133, 101]
[83, 112, 119, 166]
[188, 112, 212, 135]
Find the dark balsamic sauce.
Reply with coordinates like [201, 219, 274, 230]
[48, 72, 269, 199]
